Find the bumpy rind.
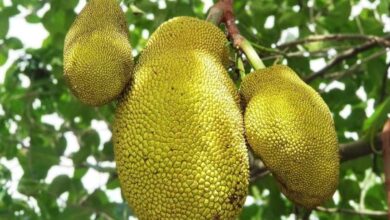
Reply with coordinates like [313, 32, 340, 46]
[139, 16, 230, 66]
[63, 0, 133, 106]
[138, 16, 240, 107]
[114, 17, 248, 219]
[240, 65, 339, 209]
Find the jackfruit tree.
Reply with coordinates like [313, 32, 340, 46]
[0, 0, 389, 219]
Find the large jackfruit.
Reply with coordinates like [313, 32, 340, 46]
[113, 17, 249, 219]
[137, 16, 240, 106]
[63, 0, 133, 106]
[240, 65, 339, 209]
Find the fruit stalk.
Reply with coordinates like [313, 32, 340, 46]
[240, 38, 265, 70]
[206, 0, 265, 70]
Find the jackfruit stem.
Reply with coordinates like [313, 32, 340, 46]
[240, 38, 266, 70]
[206, 5, 224, 25]
[236, 55, 246, 79]
[206, 0, 266, 71]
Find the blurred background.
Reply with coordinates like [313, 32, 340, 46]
[0, 0, 389, 219]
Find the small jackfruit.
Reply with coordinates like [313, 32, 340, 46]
[240, 65, 339, 209]
[113, 17, 249, 219]
[63, 0, 133, 106]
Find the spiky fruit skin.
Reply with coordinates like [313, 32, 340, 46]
[63, 0, 133, 106]
[113, 17, 249, 219]
[139, 17, 230, 66]
[138, 17, 240, 107]
[240, 65, 339, 209]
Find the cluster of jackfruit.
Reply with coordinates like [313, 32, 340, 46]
[63, 0, 340, 218]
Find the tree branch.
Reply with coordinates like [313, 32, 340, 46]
[339, 135, 382, 162]
[250, 134, 383, 183]
[324, 49, 387, 80]
[305, 34, 390, 82]
[380, 62, 390, 103]
[278, 34, 390, 49]
[315, 206, 388, 217]
[381, 120, 390, 218]
[207, 0, 265, 70]
[82, 162, 116, 173]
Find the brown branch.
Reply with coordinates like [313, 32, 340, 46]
[220, 0, 243, 48]
[339, 134, 382, 161]
[382, 120, 390, 219]
[278, 34, 390, 49]
[206, 2, 224, 25]
[250, 134, 383, 182]
[305, 35, 390, 82]
[207, 0, 265, 69]
[207, 0, 242, 47]
[315, 206, 388, 217]
[380, 62, 390, 103]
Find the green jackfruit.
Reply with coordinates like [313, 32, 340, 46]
[63, 0, 133, 106]
[240, 65, 339, 209]
[113, 17, 249, 219]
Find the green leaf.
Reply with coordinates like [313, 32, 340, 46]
[81, 129, 100, 150]
[341, 156, 371, 181]
[0, 47, 7, 66]
[25, 13, 41, 23]
[363, 97, 390, 133]
[338, 179, 360, 203]
[27, 137, 60, 179]
[0, 13, 9, 39]
[48, 175, 72, 197]
[240, 204, 262, 220]
[0, 6, 19, 39]
[252, 175, 290, 219]
[17, 176, 41, 196]
[278, 11, 305, 28]
[5, 37, 23, 49]
[364, 184, 387, 210]
[378, 0, 390, 14]
[58, 206, 93, 220]
[106, 176, 120, 189]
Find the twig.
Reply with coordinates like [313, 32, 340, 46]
[261, 50, 328, 61]
[382, 120, 390, 219]
[83, 162, 116, 173]
[324, 49, 387, 80]
[278, 34, 390, 49]
[315, 206, 388, 217]
[206, 2, 224, 25]
[261, 44, 355, 61]
[250, 134, 383, 182]
[380, 62, 390, 103]
[249, 160, 270, 182]
[247, 40, 284, 55]
[305, 35, 390, 82]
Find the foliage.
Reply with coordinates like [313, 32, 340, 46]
[0, 0, 389, 219]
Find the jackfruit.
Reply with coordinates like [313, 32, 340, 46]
[113, 17, 249, 219]
[240, 65, 339, 209]
[63, 0, 133, 106]
[138, 17, 241, 107]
